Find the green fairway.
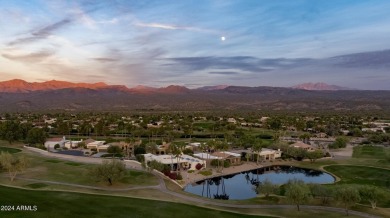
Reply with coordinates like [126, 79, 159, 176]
[0, 185, 271, 218]
[0, 147, 21, 154]
[324, 165, 390, 207]
[324, 165, 390, 188]
[9, 153, 160, 187]
[352, 145, 389, 159]
[25, 183, 49, 189]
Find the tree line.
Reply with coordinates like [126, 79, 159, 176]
[256, 179, 383, 215]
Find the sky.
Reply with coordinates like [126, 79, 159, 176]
[1, 0, 390, 89]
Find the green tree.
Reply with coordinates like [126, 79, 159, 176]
[334, 186, 361, 215]
[147, 160, 167, 172]
[107, 145, 122, 154]
[299, 133, 311, 144]
[306, 150, 323, 162]
[134, 146, 146, 155]
[89, 159, 126, 185]
[0, 152, 28, 182]
[252, 139, 264, 165]
[256, 179, 278, 197]
[308, 184, 333, 205]
[350, 128, 363, 137]
[26, 128, 47, 145]
[267, 118, 282, 130]
[0, 121, 22, 144]
[330, 137, 348, 149]
[57, 121, 70, 135]
[78, 141, 86, 148]
[359, 186, 382, 209]
[285, 179, 311, 211]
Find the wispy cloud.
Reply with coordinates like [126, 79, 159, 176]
[163, 56, 309, 73]
[134, 22, 219, 35]
[2, 50, 55, 63]
[8, 19, 71, 46]
[92, 57, 118, 62]
[208, 71, 239, 75]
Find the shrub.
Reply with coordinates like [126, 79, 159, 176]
[176, 173, 183, 180]
[223, 160, 231, 168]
[168, 172, 177, 180]
[257, 134, 273, 139]
[198, 170, 212, 176]
[101, 153, 123, 158]
[210, 159, 224, 167]
[183, 148, 194, 155]
[188, 170, 195, 173]
[134, 146, 146, 155]
[195, 163, 203, 170]
[78, 141, 86, 148]
[136, 154, 145, 163]
[147, 160, 166, 172]
[107, 145, 122, 154]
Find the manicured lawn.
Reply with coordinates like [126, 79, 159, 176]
[0, 146, 21, 154]
[25, 183, 49, 189]
[324, 165, 390, 208]
[324, 165, 390, 188]
[5, 151, 159, 187]
[64, 162, 85, 166]
[44, 159, 63, 163]
[0, 185, 271, 218]
[352, 145, 389, 159]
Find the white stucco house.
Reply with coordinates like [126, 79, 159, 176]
[86, 141, 105, 149]
[64, 139, 83, 149]
[44, 136, 68, 149]
[143, 153, 206, 171]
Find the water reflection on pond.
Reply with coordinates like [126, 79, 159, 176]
[184, 165, 335, 200]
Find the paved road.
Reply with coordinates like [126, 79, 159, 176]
[20, 146, 381, 218]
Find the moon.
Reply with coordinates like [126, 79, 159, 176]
[221, 36, 226, 41]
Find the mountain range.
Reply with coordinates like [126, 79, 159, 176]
[0, 79, 349, 93]
[0, 79, 389, 112]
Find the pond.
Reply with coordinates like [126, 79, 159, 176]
[184, 165, 335, 200]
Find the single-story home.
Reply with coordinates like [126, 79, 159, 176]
[97, 144, 110, 152]
[143, 153, 206, 171]
[156, 142, 170, 155]
[44, 136, 68, 149]
[289, 141, 316, 152]
[245, 148, 282, 161]
[64, 139, 83, 149]
[86, 141, 105, 149]
[258, 148, 282, 160]
[194, 152, 223, 160]
[212, 151, 241, 165]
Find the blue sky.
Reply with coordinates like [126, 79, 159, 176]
[1, 0, 390, 89]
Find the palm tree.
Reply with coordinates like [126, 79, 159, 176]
[172, 143, 183, 174]
[252, 139, 263, 165]
[218, 140, 229, 172]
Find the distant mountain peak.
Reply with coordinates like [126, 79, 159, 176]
[159, 85, 190, 93]
[197, 85, 229, 91]
[0, 79, 111, 93]
[292, 82, 350, 91]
